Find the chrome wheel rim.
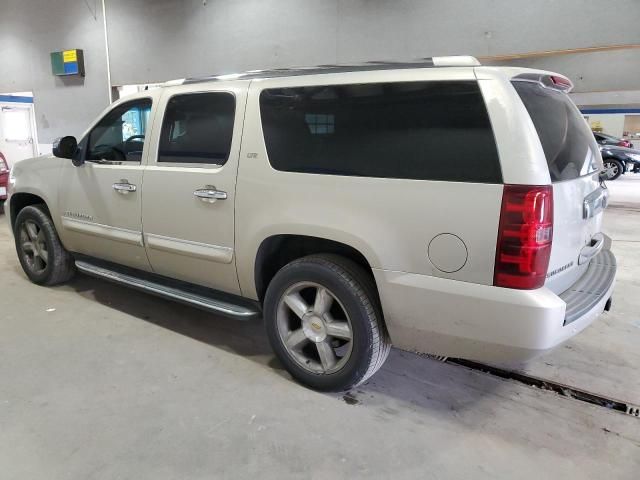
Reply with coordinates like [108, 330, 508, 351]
[19, 220, 48, 274]
[276, 282, 354, 375]
[603, 161, 619, 179]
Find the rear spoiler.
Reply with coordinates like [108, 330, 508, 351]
[511, 72, 574, 93]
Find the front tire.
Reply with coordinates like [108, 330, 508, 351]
[264, 254, 390, 391]
[14, 205, 76, 285]
[602, 159, 624, 180]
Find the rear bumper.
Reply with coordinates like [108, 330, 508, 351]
[373, 248, 616, 363]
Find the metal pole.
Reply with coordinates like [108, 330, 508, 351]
[101, 0, 113, 103]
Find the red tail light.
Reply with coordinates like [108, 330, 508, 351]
[0, 152, 8, 173]
[617, 140, 631, 148]
[494, 185, 553, 289]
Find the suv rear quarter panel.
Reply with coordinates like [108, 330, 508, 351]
[235, 69, 505, 300]
[475, 67, 552, 186]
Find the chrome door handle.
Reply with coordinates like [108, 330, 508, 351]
[113, 181, 137, 194]
[194, 186, 227, 203]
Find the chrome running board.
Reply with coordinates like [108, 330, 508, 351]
[75, 260, 260, 320]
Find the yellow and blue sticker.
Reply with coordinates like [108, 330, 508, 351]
[51, 49, 85, 76]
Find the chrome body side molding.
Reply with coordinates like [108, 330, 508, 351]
[144, 233, 234, 264]
[61, 217, 143, 246]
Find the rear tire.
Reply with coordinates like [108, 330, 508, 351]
[14, 205, 75, 285]
[602, 159, 624, 180]
[264, 254, 390, 391]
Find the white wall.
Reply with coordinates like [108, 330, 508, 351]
[587, 115, 626, 138]
[572, 90, 640, 108]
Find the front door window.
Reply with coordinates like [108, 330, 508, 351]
[87, 99, 152, 162]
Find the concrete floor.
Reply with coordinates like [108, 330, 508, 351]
[1, 177, 640, 479]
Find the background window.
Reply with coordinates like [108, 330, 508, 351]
[87, 99, 151, 162]
[259, 81, 501, 183]
[305, 114, 335, 134]
[158, 92, 235, 164]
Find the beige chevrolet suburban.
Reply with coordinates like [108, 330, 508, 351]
[7, 56, 616, 391]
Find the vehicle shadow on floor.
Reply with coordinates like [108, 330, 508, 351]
[65, 273, 275, 358]
[61, 272, 503, 414]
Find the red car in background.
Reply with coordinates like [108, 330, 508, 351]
[593, 131, 634, 148]
[0, 151, 9, 211]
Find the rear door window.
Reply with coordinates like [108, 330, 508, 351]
[259, 81, 502, 183]
[158, 92, 235, 165]
[513, 81, 600, 181]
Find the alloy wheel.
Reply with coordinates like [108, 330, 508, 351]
[603, 161, 619, 179]
[18, 220, 49, 274]
[276, 282, 354, 374]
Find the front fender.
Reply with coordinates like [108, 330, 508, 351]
[9, 155, 65, 230]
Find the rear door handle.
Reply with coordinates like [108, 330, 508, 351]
[194, 186, 227, 203]
[113, 180, 137, 194]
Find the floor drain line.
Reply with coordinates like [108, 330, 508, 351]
[445, 358, 640, 419]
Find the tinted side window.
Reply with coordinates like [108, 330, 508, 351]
[158, 92, 235, 165]
[259, 81, 501, 183]
[87, 99, 152, 162]
[513, 81, 599, 181]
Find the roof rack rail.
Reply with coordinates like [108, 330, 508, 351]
[164, 56, 480, 86]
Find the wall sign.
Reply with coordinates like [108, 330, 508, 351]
[51, 49, 85, 77]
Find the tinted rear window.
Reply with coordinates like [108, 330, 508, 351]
[513, 81, 599, 181]
[158, 92, 235, 165]
[259, 81, 501, 183]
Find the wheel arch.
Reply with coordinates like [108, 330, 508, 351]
[9, 192, 49, 230]
[254, 234, 379, 303]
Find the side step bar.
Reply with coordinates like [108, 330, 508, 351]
[75, 260, 260, 320]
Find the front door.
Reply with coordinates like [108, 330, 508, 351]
[141, 84, 247, 295]
[57, 96, 157, 270]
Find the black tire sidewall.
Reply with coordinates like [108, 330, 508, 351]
[264, 259, 377, 392]
[14, 207, 57, 284]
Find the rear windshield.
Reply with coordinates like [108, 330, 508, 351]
[513, 81, 600, 182]
[259, 81, 502, 183]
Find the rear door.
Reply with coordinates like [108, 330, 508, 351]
[140, 82, 247, 295]
[513, 79, 605, 293]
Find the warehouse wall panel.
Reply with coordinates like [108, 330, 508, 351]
[105, 0, 640, 91]
[0, 0, 110, 143]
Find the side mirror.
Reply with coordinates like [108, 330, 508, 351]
[52, 136, 78, 160]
